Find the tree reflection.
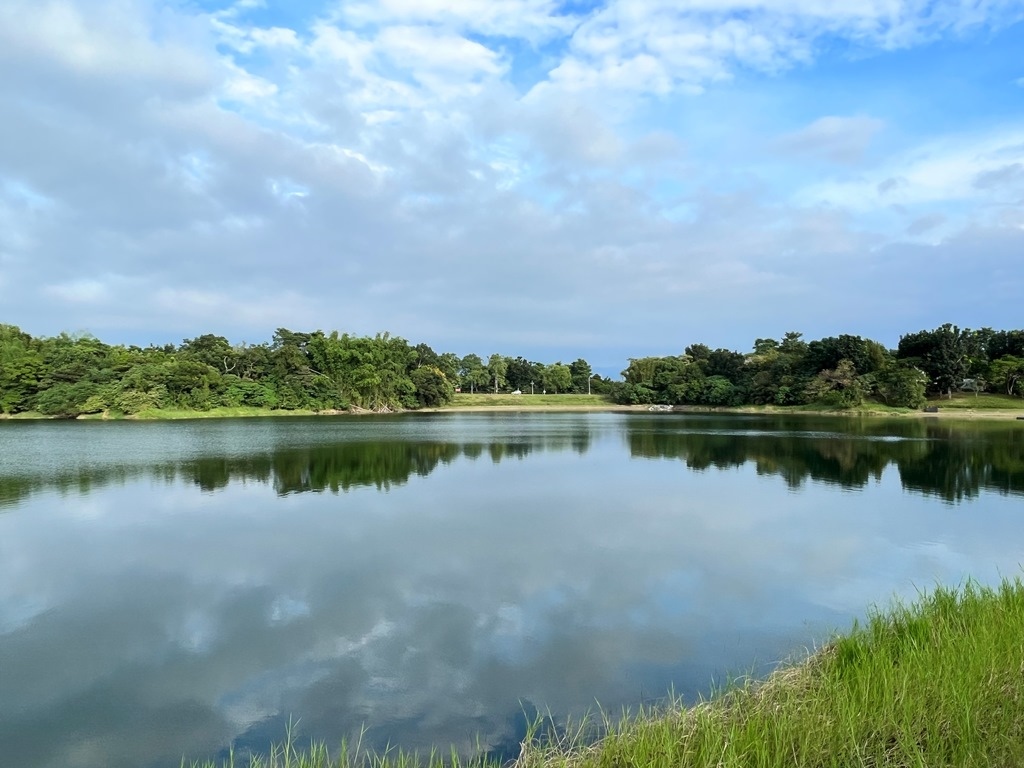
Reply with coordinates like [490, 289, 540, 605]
[626, 416, 1024, 502]
[2, 416, 1021, 508]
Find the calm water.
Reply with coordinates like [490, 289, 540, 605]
[1, 413, 1023, 768]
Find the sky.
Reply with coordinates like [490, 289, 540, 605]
[1, 0, 1023, 372]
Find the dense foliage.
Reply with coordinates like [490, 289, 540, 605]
[0, 324, 610, 417]
[2, 322, 1022, 417]
[613, 324, 1024, 408]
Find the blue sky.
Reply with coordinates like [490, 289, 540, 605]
[1, 0, 1022, 372]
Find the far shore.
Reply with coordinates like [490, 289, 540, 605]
[2, 397, 1023, 422]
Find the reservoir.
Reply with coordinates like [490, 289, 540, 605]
[1, 412, 1022, 768]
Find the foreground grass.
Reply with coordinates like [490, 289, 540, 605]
[189, 578, 1024, 768]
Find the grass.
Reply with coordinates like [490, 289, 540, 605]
[442, 393, 616, 408]
[131, 406, 319, 420]
[189, 577, 1024, 768]
[0, 410, 47, 419]
[925, 392, 1024, 411]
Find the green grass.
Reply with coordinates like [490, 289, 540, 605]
[925, 392, 1024, 410]
[443, 393, 615, 408]
[189, 577, 1024, 768]
[132, 406, 319, 420]
[0, 410, 47, 419]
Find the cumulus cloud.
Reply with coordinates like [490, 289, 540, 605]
[1, 0, 1022, 357]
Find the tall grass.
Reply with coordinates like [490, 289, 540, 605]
[190, 578, 1024, 768]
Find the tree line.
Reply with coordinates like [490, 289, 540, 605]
[1, 322, 1022, 417]
[613, 325, 1024, 408]
[0, 324, 608, 417]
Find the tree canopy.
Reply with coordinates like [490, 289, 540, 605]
[1, 322, 1021, 417]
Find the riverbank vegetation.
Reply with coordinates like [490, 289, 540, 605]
[614, 326, 1024, 411]
[2, 323, 1023, 418]
[187, 577, 1024, 768]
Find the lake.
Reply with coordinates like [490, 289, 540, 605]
[1, 412, 1022, 768]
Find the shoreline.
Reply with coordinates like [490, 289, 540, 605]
[188, 578, 1024, 768]
[3, 402, 1023, 422]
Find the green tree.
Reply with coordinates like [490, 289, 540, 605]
[0, 324, 43, 413]
[804, 334, 888, 376]
[411, 366, 455, 407]
[436, 352, 461, 383]
[803, 359, 866, 407]
[486, 354, 508, 394]
[988, 356, 1024, 397]
[542, 362, 573, 394]
[179, 334, 238, 374]
[897, 324, 973, 398]
[505, 357, 542, 392]
[459, 354, 488, 394]
[871, 365, 928, 409]
[568, 358, 593, 394]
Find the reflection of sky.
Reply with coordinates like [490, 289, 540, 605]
[1, 415, 1023, 768]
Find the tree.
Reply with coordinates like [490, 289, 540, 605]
[871, 365, 928, 408]
[458, 354, 487, 394]
[542, 362, 572, 394]
[705, 348, 746, 384]
[988, 356, 1024, 397]
[987, 330, 1024, 361]
[746, 340, 807, 406]
[803, 359, 865, 407]
[486, 354, 508, 393]
[411, 343, 439, 370]
[804, 335, 888, 376]
[897, 324, 972, 398]
[410, 366, 455, 407]
[0, 324, 43, 413]
[436, 352, 461, 383]
[568, 358, 593, 394]
[506, 357, 541, 392]
[179, 334, 237, 374]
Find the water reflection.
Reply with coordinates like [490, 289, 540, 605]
[1, 414, 1023, 768]
[3, 415, 1021, 508]
[627, 415, 1024, 502]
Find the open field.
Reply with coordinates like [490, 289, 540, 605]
[188, 577, 1024, 768]
[3, 392, 1021, 421]
[431, 393, 629, 411]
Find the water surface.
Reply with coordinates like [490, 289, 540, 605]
[1, 413, 1022, 768]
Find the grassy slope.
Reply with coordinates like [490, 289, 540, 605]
[129, 406, 318, 420]
[5, 393, 1021, 421]
[190, 578, 1024, 768]
[925, 392, 1024, 410]
[441, 393, 615, 408]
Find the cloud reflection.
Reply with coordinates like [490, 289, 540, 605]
[0, 414, 1023, 767]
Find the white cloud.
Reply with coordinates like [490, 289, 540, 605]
[776, 115, 886, 165]
[338, 0, 578, 44]
[154, 287, 323, 329]
[2, 0, 1023, 352]
[377, 26, 505, 77]
[222, 62, 279, 103]
[540, 0, 1024, 97]
[0, 0, 212, 90]
[44, 278, 111, 304]
[796, 127, 1024, 213]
